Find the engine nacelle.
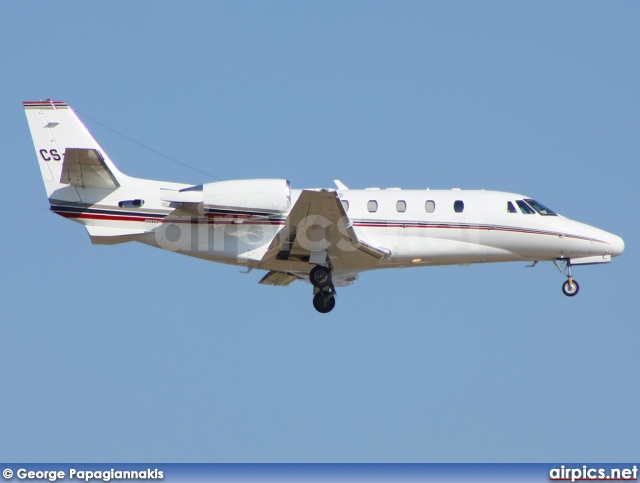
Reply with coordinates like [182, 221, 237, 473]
[203, 179, 291, 214]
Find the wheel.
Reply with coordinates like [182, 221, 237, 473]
[310, 265, 332, 288]
[562, 280, 580, 297]
[313, 291, 336, 313]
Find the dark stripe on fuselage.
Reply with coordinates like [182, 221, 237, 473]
[49, 205, 607, 243]
[51, 205, 166, 219]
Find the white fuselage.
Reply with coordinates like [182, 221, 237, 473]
[49, 180, 624, 277]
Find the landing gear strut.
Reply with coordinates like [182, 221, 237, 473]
[310, 264, 336, 313]
[554, 259, 580, 297]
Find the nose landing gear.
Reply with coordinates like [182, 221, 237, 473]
[554, 259, 580, 297]
[562, 279, 580, 297]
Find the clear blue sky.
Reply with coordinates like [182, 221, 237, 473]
[1, 1, 638, 462]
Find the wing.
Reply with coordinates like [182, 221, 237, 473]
[61, 148, 120, 189]
[258, 190, 389, 275]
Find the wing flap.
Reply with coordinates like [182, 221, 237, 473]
[258, 271, 299, 286]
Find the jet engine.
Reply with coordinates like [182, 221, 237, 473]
[168, 179, 292, 214]
[204, 179, 291, 214]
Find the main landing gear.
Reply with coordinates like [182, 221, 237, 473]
[554, 259, 580, 297]
[309, 264, 336, 313]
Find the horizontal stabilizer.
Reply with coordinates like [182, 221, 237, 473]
[61, 148, 120, 189]
[86, 225, 150, 245]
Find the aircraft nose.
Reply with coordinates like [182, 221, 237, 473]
[607, 233, 625, 257]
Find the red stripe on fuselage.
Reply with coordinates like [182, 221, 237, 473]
[56, 212, 164, 223]
[52, 210, 606, 243]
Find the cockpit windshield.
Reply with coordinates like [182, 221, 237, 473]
[516, 200, 536, 214]
[524, 199, 557, 216]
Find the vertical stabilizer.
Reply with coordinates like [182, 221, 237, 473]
[24, 100, 126, 199]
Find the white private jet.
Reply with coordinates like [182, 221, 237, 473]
[25, 100, 625, 313]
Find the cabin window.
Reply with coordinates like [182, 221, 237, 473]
[425, 200, 435, 213]
[341, 200, 349, 212]
[516, 200, 536, 214]
[507, 201, 517, 213]
[524, 199, 557, 216]
[367, 200, 378, 213]
[396, 200, 407, 212]
[454, 200, 464, 213]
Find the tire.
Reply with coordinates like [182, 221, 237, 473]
[310, 265, 332, 288]
[313, 292, 336, 313]
[562, 280, 580, 297]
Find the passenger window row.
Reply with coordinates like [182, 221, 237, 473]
[340, 197, 557, 216]
[340, 199, 466, 214]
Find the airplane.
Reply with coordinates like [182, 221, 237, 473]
[25, 100, 625, 313]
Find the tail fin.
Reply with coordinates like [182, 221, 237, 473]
[24, 100, 126, 200]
